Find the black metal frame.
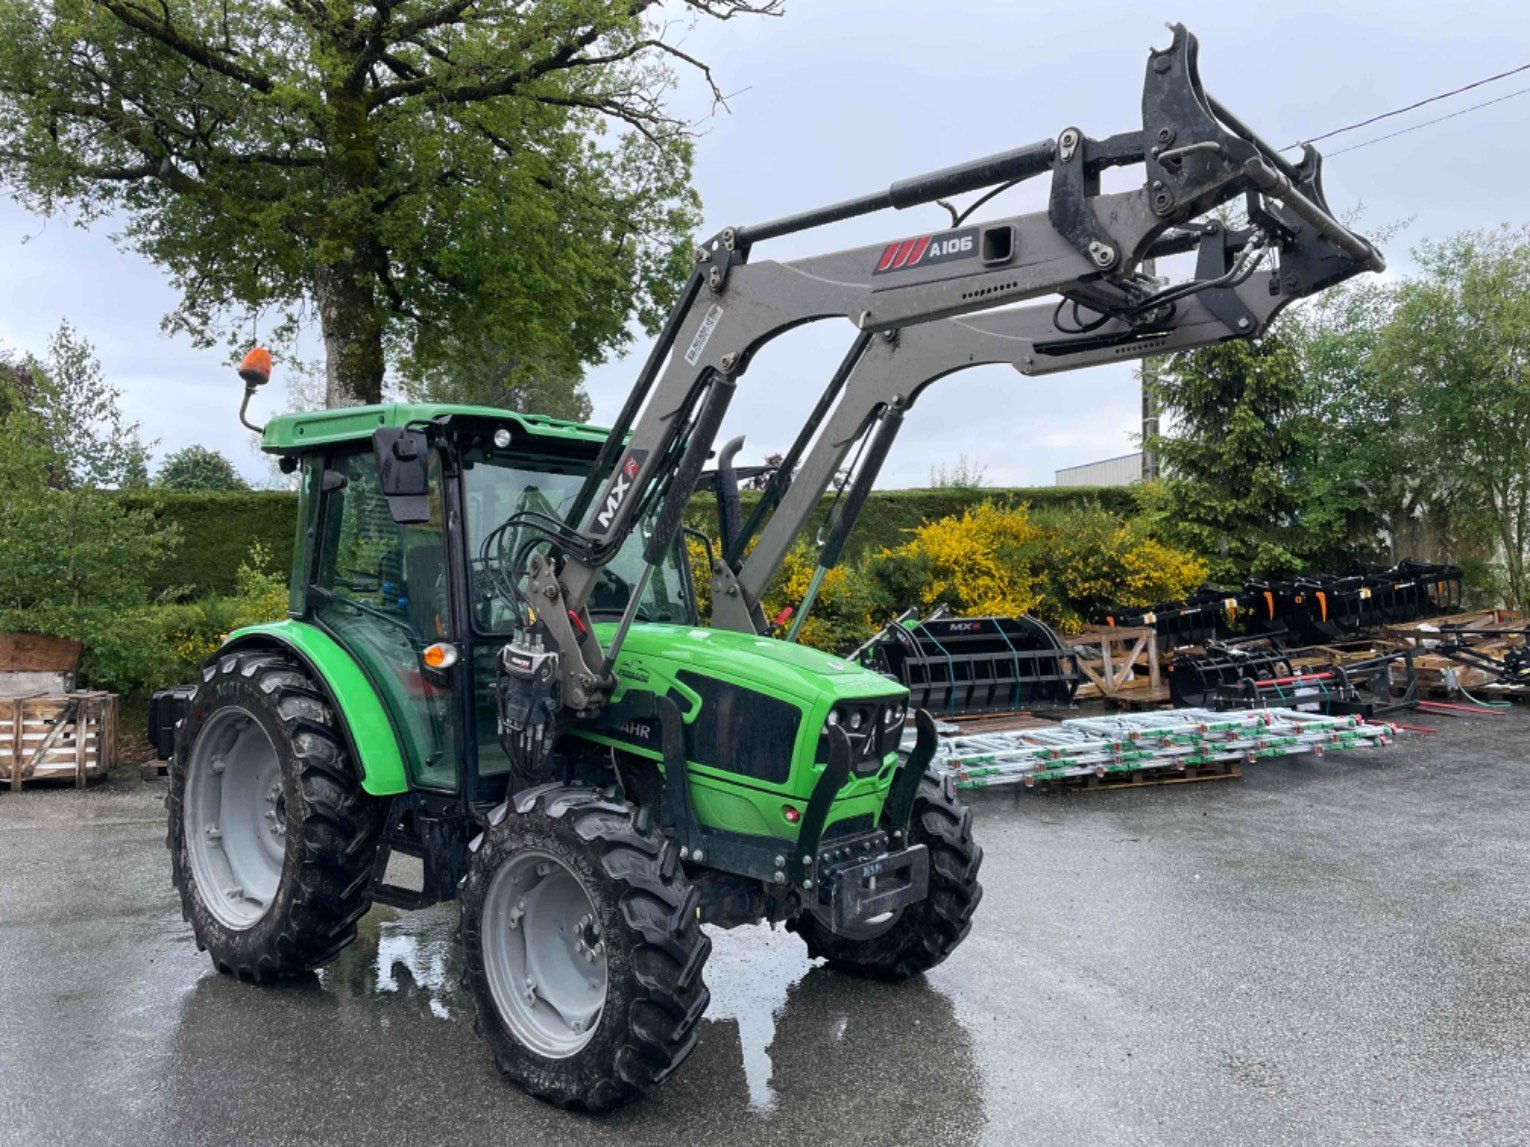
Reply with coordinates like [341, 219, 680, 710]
[1167, 636, 1419, 717]
[1436, 628, 1530, 688]
[858, 612, 1081, 716]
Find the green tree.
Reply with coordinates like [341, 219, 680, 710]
[0, 0, 776, 407]
[929, 453, 988, 490]
[0, 338, 175, 610]
[401, 337, 593, 420]
[1144, 330, 1340, 581]
[1375, 225, 1530, 605]
[6, 320, 152, 489]
[156, 444, 250, 491]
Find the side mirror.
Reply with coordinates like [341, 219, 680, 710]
[373, 427, 431, 524]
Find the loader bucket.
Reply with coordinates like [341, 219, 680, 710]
[860, 613, 1080, 716]
[1097, 586, 1254, 651]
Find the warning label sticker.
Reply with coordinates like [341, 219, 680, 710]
[685, 304, 725, 365]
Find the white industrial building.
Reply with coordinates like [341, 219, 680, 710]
[1054, 451, 1144, 487]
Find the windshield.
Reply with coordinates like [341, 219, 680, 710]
[461, 449, 693, 633]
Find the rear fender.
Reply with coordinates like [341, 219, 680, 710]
[221, 621, 410, 796]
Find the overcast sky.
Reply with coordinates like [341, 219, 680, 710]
[2, 0, 1527, 487]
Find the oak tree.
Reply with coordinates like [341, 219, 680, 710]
[0, 0, 777, 406]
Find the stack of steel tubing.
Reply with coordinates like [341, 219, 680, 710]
[908, 708, 1394, 790]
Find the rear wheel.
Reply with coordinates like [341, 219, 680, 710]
[791, 771, 982, 980]
[167, 649, 384, 981]
[460, 786, 711, 1111]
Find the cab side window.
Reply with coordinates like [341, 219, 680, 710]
[314, 448, 457, 790]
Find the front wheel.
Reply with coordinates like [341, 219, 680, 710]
[460, 786, 712, 1112]
[791, 771, 982, 980]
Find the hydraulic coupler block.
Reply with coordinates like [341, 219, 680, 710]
[497, 632, 561, 782]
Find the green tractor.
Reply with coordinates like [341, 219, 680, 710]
[164, 397, 976, 1113]
[158, 25, 1381, 1112]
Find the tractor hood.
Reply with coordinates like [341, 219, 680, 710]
[595, 623, 898, 703]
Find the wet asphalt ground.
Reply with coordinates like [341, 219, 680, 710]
[2, 708, 1528, 1146]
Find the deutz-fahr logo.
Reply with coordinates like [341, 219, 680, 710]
[873, 227, 978, 275]
[593, 449, 648, 534]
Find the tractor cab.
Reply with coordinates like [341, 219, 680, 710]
[261, 403, 696, 802]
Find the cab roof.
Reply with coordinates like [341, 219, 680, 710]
[261, 402, 611, 455]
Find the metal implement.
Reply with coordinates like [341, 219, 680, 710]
[913, 707, 1396, 790]
[856, 610, 1081, 715]
[1165, 637, 1419, 717]
[1247, 561, 1464, 644]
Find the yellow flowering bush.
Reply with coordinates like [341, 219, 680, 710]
[866, 501, 1046, 619]
[865, 501, 1206, 634]
[688, 532, 873, 653]
[760, 543, 874, 653]
[685, 534, 713, 622]
[1035, 508, 1208, 631]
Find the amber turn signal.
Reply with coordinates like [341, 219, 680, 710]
[421, 642, 459, 671]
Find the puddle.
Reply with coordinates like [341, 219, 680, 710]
[697, 923, 816, 1111]
[316, 905, 462, 1019]
[317, 908, 822, 1112]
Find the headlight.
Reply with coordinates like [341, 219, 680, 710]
[826, 707, 843, 727]
[849, 709, 864, 731]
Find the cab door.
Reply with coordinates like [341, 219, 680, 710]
[312, 447, 460, 791]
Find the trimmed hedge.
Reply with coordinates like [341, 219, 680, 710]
[113, 490, 297, 599]
[108, 484, 1133, 599]
[690, 484, 1138, 564]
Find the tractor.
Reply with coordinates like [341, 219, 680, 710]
[155, 26, 1381, 1111]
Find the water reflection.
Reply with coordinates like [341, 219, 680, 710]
[163, 903, 984, 1143]
[317, 907, 458, 1019]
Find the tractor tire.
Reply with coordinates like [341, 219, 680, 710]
[791, 770, 982, 981]
[167, 649, 385, 982]
[460, 785, 711, 1112]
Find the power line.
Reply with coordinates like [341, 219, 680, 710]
[1284, 60, 1530, 150]
[1325, 84, 1530, 157]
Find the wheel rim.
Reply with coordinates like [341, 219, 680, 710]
[481, 849, 607, 1058]
[183, 707, 285, 930]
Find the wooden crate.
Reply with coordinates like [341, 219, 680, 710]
[0, 632, 82, 695]
[0, 692, 118, 789]
[1064, 626, 1164, 705]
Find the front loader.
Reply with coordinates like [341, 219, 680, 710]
[157, 25, 1381, 1112]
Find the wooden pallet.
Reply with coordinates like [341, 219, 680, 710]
[941, 710, 1057, 734]
[1056, 759, 1242, 792]
[1382, 608, 1525, 642]
[0, 692, 118, 789]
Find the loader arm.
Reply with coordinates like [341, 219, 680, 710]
[492, 23, 1381, 716]
[719, 212, 1372, 633]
